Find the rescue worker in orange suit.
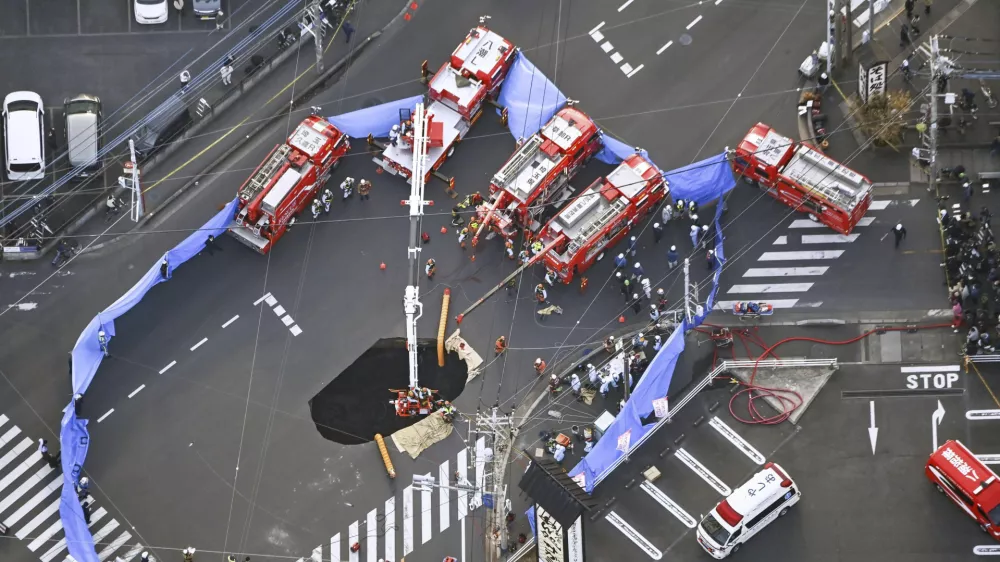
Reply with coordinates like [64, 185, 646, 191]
[495, 336, 507, 356]
[358, 179, 372, 201]
[425, 258, 436, 279]
[534, 358, 546, 376]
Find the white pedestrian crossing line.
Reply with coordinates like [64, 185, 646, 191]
[439, 460, 450, 532]
[41, 507, 106, 562]
[311, 544, 322, 562]
[402, 486, 414, 556]
[456, 448, 468, 521]
[366, 509, 377, 562]
[331, 533, 341, 562]
[221, 315, 240, 328]
[28, 514, 64, 551]
[421, 476, 432, 545]
[759, 250, 844, 261]
[384, 498, 395, 562]
[0, 424, 20, 447]
[0, 464, 53, 515]
[727, 283, 813, 294]
[869, 198, 919, 210]
[773, 235, 787, 245]
[675, 448, 732, 496]
[801, 234, 861, 244]
[8, 475, 61, 527]
[743, 267, 828, 277]
[0, 414, 8, 429]
[158, 361, 176, 374]
[97, 531, 133, 562]
[709, 417, 766, 464]
[715, 299, 810, 310]
[348, 521, 359, 562]
[639, 481, 696, 528]
[474, 437, 486, 506]
[89, 520, 120, 552]
[0, 451, 41, 495]
[121, 543, 146, 562]
[253, 292, 273, 306]
[0, 437, 31, 473]
[790, 216, 875, 228]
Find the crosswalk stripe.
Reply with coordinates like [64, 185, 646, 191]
[743, 267, 828, 277]
[348, 521, 359, 562]
[18, 496, 61, 541]
[715, 299, 803, 310]
[367, 509, 378, 562]
[869, 200, 889, 210]
[402, 486, 413, 555]
[97, 531, 133, 561]
[0, 425, 21, 448]
[789, 216, 875, 228]
[0, 464, 53, 515]
[384, 497, 395, 562]
[801, 234, 860, 244]
[675, 448, 732, 496]
[0, 415, 8, 432]
[330, 533, 340, 562]
[89, 520, 120, 551]
[121, 543, 146, 562]
[759, 250, 844, 261]
[773, 235, 787, 245]
[311, 544, 322, 562]
[456, 448, 468, 521]
[0, 451, 42, 495]
[727, 283, 813, 294]
[0, 436, 30, 472]
[420, 476, 432, 545]
[28, 514, 63, 551]
[40, 507, 107, 562]
[439, 460, 450, 532]
[474, 437, 486, 506]
[8, 476, 62, 528]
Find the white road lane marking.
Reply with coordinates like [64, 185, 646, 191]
[290, 325, 303, 336]
[88, 520, 121, 554]
[421, 475, 433, 544]
[367, 509, 377, 562]
[676, 448, 732, 495]
[439, 460, 450, 531]
[159, 361, 177, 374]
[311, 544, 322, 562]
[128, 385, 145, 398]
[348, 521, 359, 562]
[620, 62, 633, 74]
[591, 30, 604, 42]
[121, 544, 146, 562]
[0, 437, 30, 472]
[97, 409, 115, 423]
[589, 21, 606, 35]
[456, 448, 468, 521]
[774, 235, 787, 245]
[900, 365, 960, 373]
[403, 485, 414, 555]
[727, 283, 813, 294]
[715, 0, 724, 4]
[656, 40, 673, 55]
[190, 338, 208, 351]
[618, 0, 634, 11]
[605, 511, 662, 559]
[601, 41, 614, 53]
[743, 267, 828, 277]
[8, 475, 61, 527]
[790, 216, 875, 228]
[0, 451, 41, 494]
[0, 425, 21, 448]
[384, 497, 395, 562]
[801, 234, 861, 244]
[273, 305, 286, 316]
[0, 414, 7, 428]
[627, 64, 645, 77]
[714, 299, 806, 310]
[709, 417, 766, 464]
[759, 250, 844, 261]
[28, 515, 63, 551]
[639, 481, 696, 528]
[869, 200, 891, 210]
[97, 531, 133, 562]
[281, 315, 294, 326]
[253, 292, 273, 306]
[222, 315, 239, 328]
[686, 15, 702, 29]
[264, 295, 277, 307]
[330, 533, 341, 562]
[0, 464, 53, 514]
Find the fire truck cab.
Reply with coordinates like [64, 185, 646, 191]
[373, 25, 517, 185]
[427, 25, 518, 122]
[476, 106, 602, 241]
[732, 123, 872, 235]
[229, 115, 348, 253]
[536, 153, 667, 283]
[927, 439, 1000, 540]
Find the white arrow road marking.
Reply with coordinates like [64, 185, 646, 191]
[639, 481, 696, 528]
[868, 401, 878, 455]
[932, 400, 946, 452]
[709, 417, 765, 464]
[605, 511, 662, 560]
[675, 448, 732, 496]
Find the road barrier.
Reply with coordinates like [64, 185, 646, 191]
[374, 434, 396, 479]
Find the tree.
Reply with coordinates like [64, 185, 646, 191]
[850, 89, 913, 147]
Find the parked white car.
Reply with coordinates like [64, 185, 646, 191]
[3, 91, 46, 181]
[134, 0, 169, 25]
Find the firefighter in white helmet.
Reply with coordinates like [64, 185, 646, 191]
[320, 188, 334, 213]
[310, 198, 323, 220]
[340, 177, 355, 199]
[388, 124, 400, 146]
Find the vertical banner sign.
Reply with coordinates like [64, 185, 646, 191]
[616, 429, 632, 453]
[652, 397, 670, 418]
[858, 63, 868, 103]
[536, 505, 566, 562]
[866, 61, 888, 100]
[566, 516, 584, 562]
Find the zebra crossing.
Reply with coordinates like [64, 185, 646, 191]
[0, 414, 155, 562]
[716, 198, 919, 311]
[296, 437, 486, 562]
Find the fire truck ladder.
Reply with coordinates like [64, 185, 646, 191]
[565, 198, 628, 256]
[403, 103, 433, 393]
[493, 136, 543, 188]
[236, 144, 292, 223]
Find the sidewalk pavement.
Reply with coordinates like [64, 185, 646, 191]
[65, 0, 407, 252]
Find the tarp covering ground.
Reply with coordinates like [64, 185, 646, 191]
[61, 198, 240, 562]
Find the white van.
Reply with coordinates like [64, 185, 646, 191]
[3, 91, 46, 181]
[696, 462, 800, 558]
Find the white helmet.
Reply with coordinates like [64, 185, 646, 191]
[617, 253, 624, 259]
[634, 262, 641, 268]
[615, 271, 622, 278]
[347, 177, 354, 183]
[657, 288, 664, 295]
[654, 222, 660, 228]
[670, 245, 677, 251]
[630, 236, 636, 241]
[691, 213, 699, 222]
[535, 358, 542, 365]
[98, 330, 105, 337]
[708, 249, 715, 255]
[80, 477, 88, 485]
[609, 335, 615, 341]
[895, 224, 903, 231]
[392, 124, 399, 132]
[587, 363, 594, 369]
[651, 304, 657, 310]
[702, 225, 709, 231]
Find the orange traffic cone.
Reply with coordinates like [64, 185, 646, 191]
[441, 226, 448, 234]
[470, 254, 476, 262]
[619, 315, 625, 323]
[380, 262, 387, 270]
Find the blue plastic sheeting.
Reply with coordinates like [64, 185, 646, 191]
[692, 200, 728, 326]
[62, 197, 239, 562]
[526, 505, 537, 537]
[70, 198, 240, 393]
[569, 326, 686, 493]
[595, 134, 647, 166]
[59, 409, 96, 562]
[667, 153, 736, 207]
[498, 55, 567, 141]
[327, 95, 425, 139]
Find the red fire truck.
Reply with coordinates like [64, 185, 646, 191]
[927, 440, 1000, 540]
[535, 153, 668, 283]
[370, 24, 517, 185]
[229, 115, 349, 253]
[731, 123, 873, 235]
[473, 106, 602, 243]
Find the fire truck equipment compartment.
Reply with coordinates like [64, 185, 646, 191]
[326, 94, 424, 138]
[309, 337, 468, 445]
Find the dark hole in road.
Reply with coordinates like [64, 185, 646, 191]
[308, 337, 467, 445]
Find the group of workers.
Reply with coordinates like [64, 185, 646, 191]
[309, 177, 373, 220]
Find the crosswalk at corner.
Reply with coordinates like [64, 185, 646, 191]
[0, 414, 155, 562]
[716, 197, 919, 311]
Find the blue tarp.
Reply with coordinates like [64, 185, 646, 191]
[62, 197, 240, 562]
[526, 505, 536, 537]
[595, 134, 652, 166]
[667, 152, 736, 207]
[498, 55, 567, 141]
[327, 95, 425, 139]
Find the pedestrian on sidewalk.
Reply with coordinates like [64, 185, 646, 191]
[641, 277, 652, 300]
[991, 134, 1000, 158]
[905, 0, 915, 19]
[631, 262, 644, 280]
[342, 21, 355, 43]
[661, 204, 673, 225]
[570, 374, 582, 397]
[652, 222, 663, 243]
[890, 223, 907, 248]
[220, 64, 233, 86]
[204, 235, 222, 256]
[621, 277, 632, 303]
[81, 497, 92, 524]
[817, 72, 830, 94]
[964, 180, 974, 203]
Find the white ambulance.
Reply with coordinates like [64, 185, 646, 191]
[696, 462, 800, 558]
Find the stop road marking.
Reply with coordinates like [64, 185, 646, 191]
[905, 372, 960, 389]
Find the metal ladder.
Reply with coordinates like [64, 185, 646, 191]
[494, 136, 542, 187]
[239, 144, 291, 201]
[567, 198, 627, 255]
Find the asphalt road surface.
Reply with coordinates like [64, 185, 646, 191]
[0, 1, 953, 561]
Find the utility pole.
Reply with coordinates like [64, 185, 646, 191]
[470, 407, 515, 561]
[120, 139, 143, 222]
[843, 0, 852, 67]
[683, 258, 692, 325]
[827, 0, 838, 76]
[928, 35, 940, 195]
[303, 1, 326, 73]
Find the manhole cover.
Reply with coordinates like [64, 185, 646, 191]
[679, 34, 693, 46]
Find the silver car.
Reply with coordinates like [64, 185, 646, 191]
[63, 94, 103, 178]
